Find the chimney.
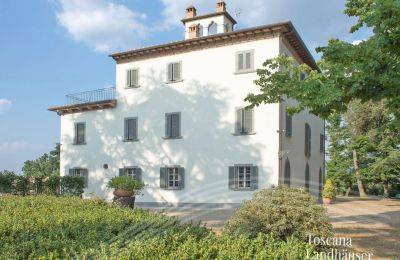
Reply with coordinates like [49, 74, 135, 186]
[216, 1, 226, 12]
[188, 24, 199, 39]
[186, 6, 197, 19]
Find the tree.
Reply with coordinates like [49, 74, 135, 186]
[22, 143, 60, 177]
[372, 150, 400, 196]
[246, 0, 400, 120]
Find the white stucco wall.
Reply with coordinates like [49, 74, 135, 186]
[60, 37, 282, 204]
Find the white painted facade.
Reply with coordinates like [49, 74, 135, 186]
[57, 8, 324, 206]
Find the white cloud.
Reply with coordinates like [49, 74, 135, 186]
[0, 98, 12, 114]
[351, 39, 364, 45]
[56, 0, 148, 52]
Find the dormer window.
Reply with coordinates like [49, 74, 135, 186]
[208, 21, 217, 35]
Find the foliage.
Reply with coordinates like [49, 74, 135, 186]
[107, 176, 144, 191]
[246, 0, 400, 120]
[61, 176, 85, 196]
[0, 196, 315, 259]
[223, 187, 333, 241]
[0, 170, 17, 193]
[323, 179, 337, 199]
[22, 143, 60, 177]
[372, 149, 400, 196]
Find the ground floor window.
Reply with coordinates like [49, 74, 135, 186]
[229, 165, 258, 190]
[160, 166, 185, 190]
[119, 167, 142, 182]
[69, 168, 88, 188]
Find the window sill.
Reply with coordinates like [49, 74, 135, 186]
[165, 80, 183, 84]
[230, 188, 257, 191]
[163, 136, 183, 140]
[72, 142, 87, 145]
[124, 85, 141, 89]
[123, 139, 139, 143]
[232, 132, 256, 136]
[234, 70, 257, 75]
[162, 187, 184, 190]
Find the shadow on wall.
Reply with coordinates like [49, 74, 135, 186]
[62, 69, 269, 203]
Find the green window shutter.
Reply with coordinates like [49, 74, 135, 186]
[124, 118, 137, 141]
[133, 69, 139, 86]
[69, 169, 73, 176]
[320, 134, 324, 153]
[76, 123, 85, 144]
[245, 52, 251, 69]
[119, 168, 125, 177]
[228, 166, 236, 190]
[126, 70, 131, 87]
[135, 167, 142, 183]
[305, 164, 310, 192]
[165, 114, 172, 137]
[305, 124, 311, 157]
[285, 112, 292, 137]
[244, 108, 254, 133]
[167, 63, 174, 81]
[171, 113, 180, 138]
[160, 167, 167, 188]
[235, 108, 243, 133]
[238, 53, 244, 71]
[178, 167, 185, 190]
[251, 166, 258, 190]
[82, 169, 88, 188]
[173, 62, 181, 81]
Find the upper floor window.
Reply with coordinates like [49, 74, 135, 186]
[229, 165, 258, 190]
[167, 62, 182, 82]
[69, 167, 88, 188]
[285, 112, 292, 137]
[305, 123, 311, 157]
[126, 69, 139, 88]
[74, 122, 86, 145]
[235, 107, 254, 135]
[236, 50, 254, 73]
[208, 21, 217, 35]
[160, 166, 185, 190]
[119, 166, 142, 182]
[165, 112, 181, 139]
[124, 117, 138, 142]
[198, 24, 204, 37]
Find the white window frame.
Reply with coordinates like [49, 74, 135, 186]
[167, 167, 179, 188]
[237, 165, 251, 189]
[166, 61, 182, 83]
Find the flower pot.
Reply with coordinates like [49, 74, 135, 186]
[323, 197, 333, 205]
[114, 189, 134, 197]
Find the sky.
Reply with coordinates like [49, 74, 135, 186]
[0, 0, 371, 172]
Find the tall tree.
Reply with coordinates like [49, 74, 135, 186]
[246, 0, 400, 120]
[22, 143, 60, 177]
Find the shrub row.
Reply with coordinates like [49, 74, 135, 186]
[0, 195, 315, 259]
[0, 172, 84, 196]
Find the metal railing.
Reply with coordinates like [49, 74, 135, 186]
[65, 87, 116, 105]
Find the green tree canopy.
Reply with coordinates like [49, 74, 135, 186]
[22, 143, 60, 177]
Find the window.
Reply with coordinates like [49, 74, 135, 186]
[285, 112, 292, 137]
[229, 165, 258, 190]
[319, 168, 323, 199]
[305, 163, 310, 192]
[236, 50, 254, 73]
[284, 159, 291, 187]
[126, 69, 139, 87]
[74, 122, 86, 145]
[320, 134, 325, 153]
[160, 166, 185, 189]
[167, 62, 182, 82]
[69, 168, 88, 188]
[198, 24, 204, 37]
[300, 72, 306, 80]
[305, 123, 311, 157]
[124, 117, 138, 141]
[119, 166, 142, 182]
[235, 107, 254, 135]
[165, 112, 181, 139]
[208, 21, 217, 35]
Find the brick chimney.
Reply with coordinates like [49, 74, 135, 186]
[188, 24, 199, 39]
[186, 5, 197, 19]
[216, 1, 226, 12]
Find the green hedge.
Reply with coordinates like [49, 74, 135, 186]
[0, 196, 315, 259]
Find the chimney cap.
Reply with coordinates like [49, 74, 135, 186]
[186, 5, 196, 10]
[216, 1, 227, 12]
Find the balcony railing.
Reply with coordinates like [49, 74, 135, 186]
[65, 87, 116, 105]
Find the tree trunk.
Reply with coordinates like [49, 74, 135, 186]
[345, 186, 352, 197]
[352, 149, 368, 197]
[383, 183, 389, 197]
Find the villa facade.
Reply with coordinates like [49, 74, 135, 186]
[50, 2, 324, 206]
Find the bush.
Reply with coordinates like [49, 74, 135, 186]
[223, 186, 333, 241]
[0, 196, 316, 259]
[0, 171, 16, 193]
[61, 175, 85, 196]
[323, 179, 337, 199]
[107, 176, 144, 191]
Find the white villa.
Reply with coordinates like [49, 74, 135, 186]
[50, 2, 325, 207]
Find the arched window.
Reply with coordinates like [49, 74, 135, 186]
[305, 163, 310, 192]
[208, 21, 217, 35]
[198, 24, 203, 37]
[284, 158, 291, 187]
[318, 168, 323, 198]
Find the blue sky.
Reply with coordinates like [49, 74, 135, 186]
[0, 0, 370, 172]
